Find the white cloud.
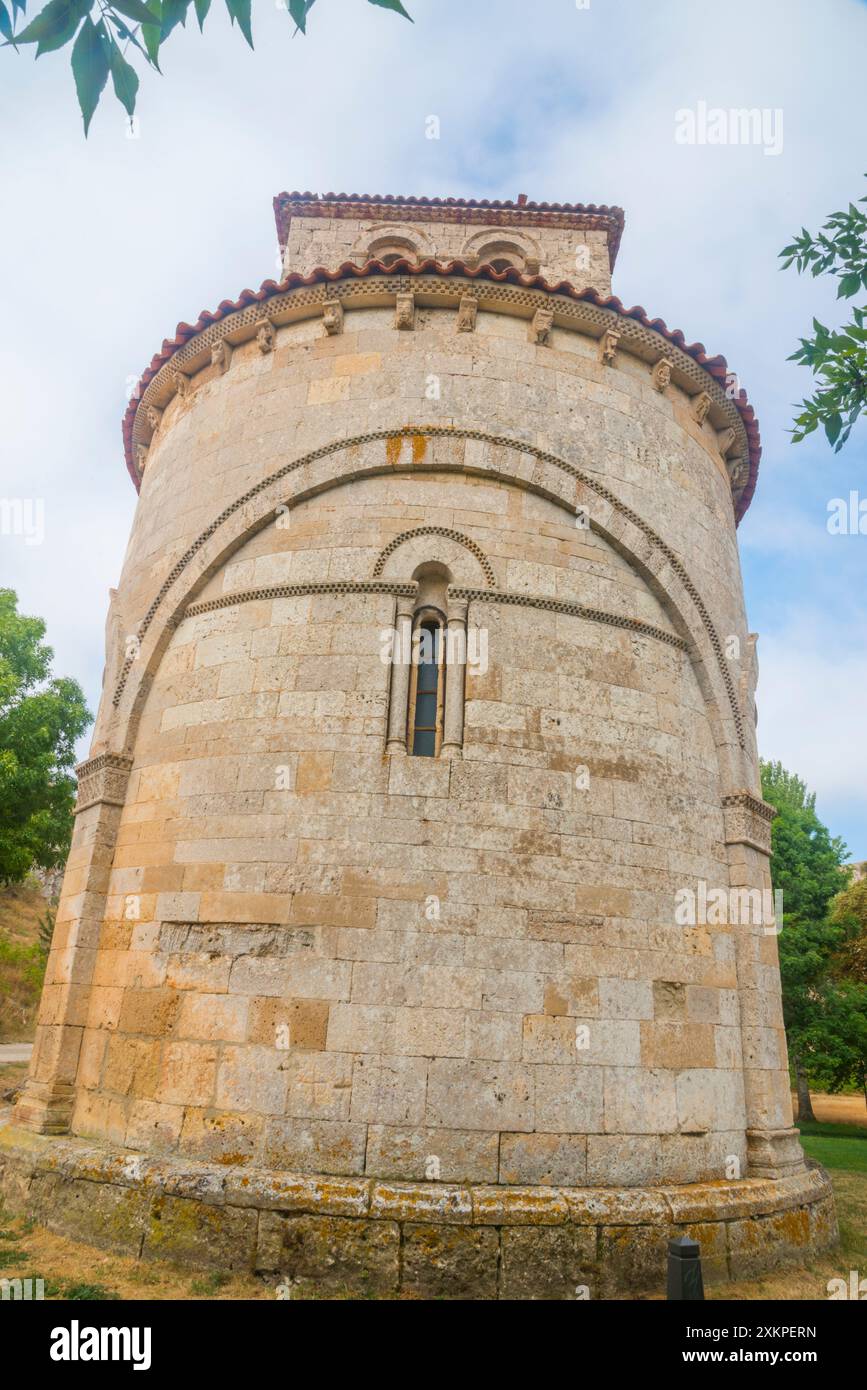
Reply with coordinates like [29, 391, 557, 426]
[757, 612, 867, 807]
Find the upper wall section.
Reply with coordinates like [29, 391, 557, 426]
[273, 191, 625, 294]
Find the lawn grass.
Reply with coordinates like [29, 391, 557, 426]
[798, 1113, 867, 1180]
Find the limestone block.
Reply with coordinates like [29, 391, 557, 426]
[501, 1225, 597, 1300]
[365, 1126, 499, 1183]
[603, 1066, 677, 1134]
[426, 1059, 534, 1132]
[143, 1194, 258, 1271]
[402, 1223, 499, 1299]
[499, 1133, 587, 1186]
[534, 1065, 603, 1132]
[349, 1054, 428, 1126]
[262, 1118, 367, 1176]
[255, 1213, 400, 1294]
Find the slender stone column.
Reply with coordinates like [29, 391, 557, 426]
[441, 598, 468, 759]
[14, 753, 132, 1134]
[385, 595, 415, 756]
[723, 790, 805, 1179]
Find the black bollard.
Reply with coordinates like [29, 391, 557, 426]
[667, 1235, 705, 1300]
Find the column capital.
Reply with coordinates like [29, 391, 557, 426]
[722, 790, 775, 856]
[74, 753, 134, 814]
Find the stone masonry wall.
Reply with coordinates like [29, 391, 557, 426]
[281, 216, 613, 294]
[63, 461, 765, 1187]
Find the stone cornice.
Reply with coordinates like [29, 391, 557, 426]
[449, 586, 689, 651]
[185, 580, 416, 620]
[124, 265, 759, 519]
[180, 578, 686, 654]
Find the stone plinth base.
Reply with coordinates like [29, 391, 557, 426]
[0, 1125, 837, 1299]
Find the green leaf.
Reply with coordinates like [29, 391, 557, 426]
[141, 0, 161, 64]
[193, 0, 209, 29]
[838, 271, 862, 299]
[159, 0, 188, 39]
[108, 12, 149, 58]
[367, 0, 412, 16]
[0, 0, 13, 41]
[70, 15, 110, 135]
[13, 0, 87, 48]
[108, 34, 138, 116]
[824, 411, 843, 446]
[224, 0, 251, 45]
[110, 0, 161, 24]
[288, 0, 314, 32]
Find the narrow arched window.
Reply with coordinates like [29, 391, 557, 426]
[409, 615, 445, 757]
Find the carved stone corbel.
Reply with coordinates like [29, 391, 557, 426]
[211, 339, 232, 374]
[146, 405, 163, 432]
[456, 294, 478, 333]
[722, 790, 776, 856]
[524, 256, 541, 276]
[692, 390, 712, 425]
[74, 753, 135, 814]
[395, 293, 415, 331]
[598, 328, 620, 366]
[717, 426, 737, 458]
[651, 357, 673, 392]
[323, 300, 344, 336]
[173, 370, 190, 401]
[728, 456, 749, 489]
[135, 443, 149, 476]
[530, 307, 554, 345]
[256, 318, 275, 354]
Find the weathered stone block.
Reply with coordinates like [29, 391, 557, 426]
[256, 1212, 399, 1295]
[143, 1194, 257, 1270]
[501, 1225, 597, 1300]
[401, 1223, 499, 1299]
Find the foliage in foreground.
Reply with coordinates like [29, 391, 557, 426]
[781, 178, 867, 452]
[0, 588, 90, 885]
[761, 761, 867, 1116]
[1, 0, 412, 133]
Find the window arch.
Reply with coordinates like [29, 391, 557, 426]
[472, 240, 528, 273]
[384, 563, 468, 762]
[367, 234, 419, 267]
[408, 609, 445, 757]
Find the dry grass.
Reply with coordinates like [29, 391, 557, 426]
[0, 1061, 28, 1104]
[0, 1210, 273, 1301]
[798, 1093, 867, 1128]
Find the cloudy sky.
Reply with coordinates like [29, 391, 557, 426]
[1, 0, 865, 857]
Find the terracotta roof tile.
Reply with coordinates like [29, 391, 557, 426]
[122, 258, 760, 522]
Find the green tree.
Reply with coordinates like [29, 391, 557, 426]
[0, 589, 91, 885]
[761, 760, 850, 1122]
[781, 178, 867, 452]
[829, 876, 867, 986]
[2, 0, 412, 134]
